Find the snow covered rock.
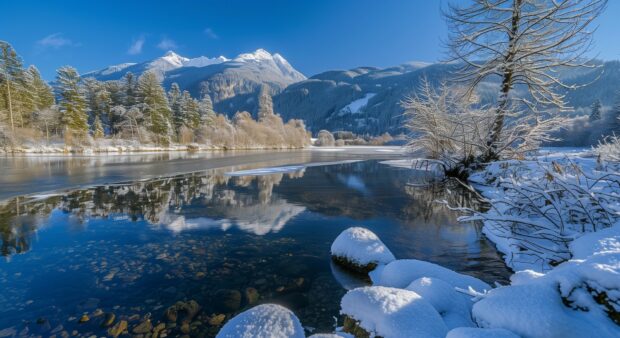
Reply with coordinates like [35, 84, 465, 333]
[446, 327, 520, 338]
[330, 227, 395, 274]
[215, 304, 304, 338]
[340, 286, 448, 338]
[371, 259, 490, 293]
[406, 277, 475, 329]
[472, 283, 620, 338]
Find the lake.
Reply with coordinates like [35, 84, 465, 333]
[0, 150, 510, 337]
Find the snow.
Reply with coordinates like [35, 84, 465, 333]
[216, 304, 305, 338]
[184, 55, 229, 68]
[338, 93, 376, 116]
[330, 227, 395, 267]
[372, 259, 490, 293]
[340, 286, 448, 338]
[225, 160, 361, 177]
[446, 327, 520, 338]
[308, 334, 353, 338]
[405, 277, 475, 329]
[472, 283, 620, 338]
[570, 222, 620, 259]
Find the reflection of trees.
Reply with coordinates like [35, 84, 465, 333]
[0, 196, 58, 257]
[402, 179, 484, 223]
[0, 168, 306, 257]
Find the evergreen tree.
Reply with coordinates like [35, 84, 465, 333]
[84, 78, 111, 134]
[257, 85, 274, 121]
[137, 71, 171, 144]
[198, 93, 215, 126]
[93, 115, 104, 139]
[123, 72, 137, 108]
[168, 83, 183, 133]
[590, 99, 602, 122]
[56, 66, 88, 138]
[28, 66, 54, 112]
[181, 90, 200, 129]
[0, 41, 25, 131]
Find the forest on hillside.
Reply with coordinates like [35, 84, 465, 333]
[0, 42, 310, 152]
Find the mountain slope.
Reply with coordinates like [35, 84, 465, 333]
[83, 49, 306, 116]
[273, 61, 620, 135]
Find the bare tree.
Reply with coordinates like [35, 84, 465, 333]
[445, 0, 607, 161]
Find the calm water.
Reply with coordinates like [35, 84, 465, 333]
[0, 159, 510, 337]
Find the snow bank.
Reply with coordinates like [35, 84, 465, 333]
[371, 259, 490, 292]
[406, 277, 475, 329]
[330, 227, 395, 273]
[570, 222, 620, 259]
[216, 304, 304, 338]
[307, 334, 353, 338]
[446, 327, 519, 338]
[472, 283, 619, 338]
[340, 286, 448, 338]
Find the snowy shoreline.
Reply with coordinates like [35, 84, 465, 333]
[216, 149, 620, 337]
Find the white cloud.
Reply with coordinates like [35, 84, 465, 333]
[204, 28, 219, 39]
[36, 33, 74, 49]
[128, 36, 145, 55]
[156, 37, 178, 50]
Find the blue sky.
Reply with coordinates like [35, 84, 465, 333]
[2, 0, 619, 80]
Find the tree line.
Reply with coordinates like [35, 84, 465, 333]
[0, 41, 309, 150]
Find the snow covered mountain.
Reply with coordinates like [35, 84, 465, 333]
[83, 49, 306, 116]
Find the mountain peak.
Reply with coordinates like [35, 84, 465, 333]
[234, 48, 274, 62]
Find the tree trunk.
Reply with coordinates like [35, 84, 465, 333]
[482, 0, 522, 162]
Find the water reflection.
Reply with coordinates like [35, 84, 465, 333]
[0, 161, 510, 337]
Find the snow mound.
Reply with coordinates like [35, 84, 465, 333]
[340, 286, 448, 338]
[216, 304, 304, 338]
[406, 277, 475, 329]
[446, 327, 520, 338]
[472, 283, 620, 338]
[308, 334, 353, 338]
[372, 259, 490, 292]
[331, 227, 395, 268]
[570, 223, 620, 259]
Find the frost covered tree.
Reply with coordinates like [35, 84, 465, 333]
[316, 130, 335, 147]
[56, 66, 89, 139]
[27, 66, 54, 113]
[137, 71, 171, 144]
[198, 93, 216, 126]
[0, 41, 23, 132]
[93, 115, 104, 139]
[446, 0, 607, 161]
[168, 82, 183, 133]
[589, 99, 602, 122]
[180, 90, 200, 129]
[257, 85, 274, 121]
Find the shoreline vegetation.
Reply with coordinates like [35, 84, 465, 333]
[0, 41, 313, 154]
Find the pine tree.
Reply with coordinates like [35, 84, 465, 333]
[0, 41, 25, 132]
[93, 115, 104, 139]
[168, 83, 183, 133]
[181, 90, 200, 129]
[28, 66, 54, 111]
[56, 66, 88, 138]
[123, 72, 137, 108]
[198, 93, 215, 126]
[257, 85, 274, 121]
[590, 99, 602, 122]
[137, 71, 171, 144]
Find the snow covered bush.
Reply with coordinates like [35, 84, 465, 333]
[316, 130, 335, 147]
[596, 134, 620, 162]
[403, 80, 566, 178]
[462, 159, 620, 271]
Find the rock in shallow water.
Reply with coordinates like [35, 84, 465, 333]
[216, 304, 304, 338]
[330, 227, 395, 275]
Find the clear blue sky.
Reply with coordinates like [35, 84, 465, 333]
[2, 0, 619, 80]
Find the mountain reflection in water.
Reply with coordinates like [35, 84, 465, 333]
[0, 160, 510, 337]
